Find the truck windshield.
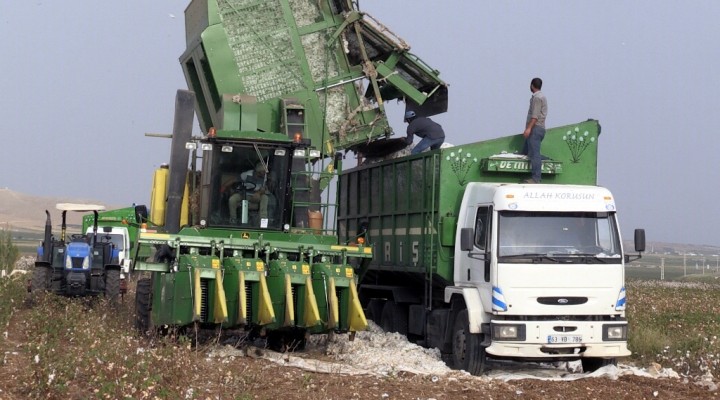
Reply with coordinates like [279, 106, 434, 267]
[497, 211, 622, 262]
[98, 233, 125, 250]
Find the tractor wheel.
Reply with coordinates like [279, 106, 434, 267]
[380, 301, 409, 335]
[31, 266, 50, 292]
[105, 269, 121, 303]
[451, 309, 487, 375]
[135, 278, 154, 335]
[581, 357, 616, 373]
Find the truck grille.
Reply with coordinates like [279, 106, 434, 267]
[537, 297, 587, 305]
[71, 257, 85, 269]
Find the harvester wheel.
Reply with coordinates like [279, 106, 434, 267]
[31, 266, 50, 292]
[105, 270, 121, 303]
[380, 301, 408, 335]
[135, 278, 154, 334]
[451, 309, 487, 375]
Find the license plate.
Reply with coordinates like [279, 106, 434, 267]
[547, 335, 582, 344]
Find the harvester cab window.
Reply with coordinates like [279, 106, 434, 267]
[205, 144, 290, 229]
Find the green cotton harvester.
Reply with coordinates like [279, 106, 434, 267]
[133, 0, 448, 348]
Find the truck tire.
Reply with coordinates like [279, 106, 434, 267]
[581, 357, 616, 373]
[365, 299, 385, 324]
[451, 309, 487, 375]
[380, 301, 408, 335]
[105, 270, 121, 302]
[135, 278, 154, 334]
[31, 266, 50, 292]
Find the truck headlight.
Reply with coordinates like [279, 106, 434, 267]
[491, 323, 525, 341]
[603, 324, 627, 341]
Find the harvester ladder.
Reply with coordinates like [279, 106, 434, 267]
[425, 154, 439, 311]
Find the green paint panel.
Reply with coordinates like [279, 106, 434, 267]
[310, 263, 354, 332]
[221, 257, 265, 327]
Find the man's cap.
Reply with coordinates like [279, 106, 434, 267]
[404, 110, 416, 121]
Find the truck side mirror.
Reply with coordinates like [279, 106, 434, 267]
[460, 228, 474, 251]
[634, 229, 646, 252]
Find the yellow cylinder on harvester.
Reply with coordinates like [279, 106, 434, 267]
[150, 164, 169, 226]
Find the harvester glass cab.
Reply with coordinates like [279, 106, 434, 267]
[497, 211, 622, 262]
[201, 142, 292, 230]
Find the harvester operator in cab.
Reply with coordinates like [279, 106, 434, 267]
[228, 163, 270, 224]
[404, 110, 445, 155]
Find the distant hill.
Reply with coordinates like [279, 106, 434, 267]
[0, 188, 122, 232]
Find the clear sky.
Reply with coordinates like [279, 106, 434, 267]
[1, 1, 719, 246]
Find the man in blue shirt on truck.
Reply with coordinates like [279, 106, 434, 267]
[404, 111, 445, 155]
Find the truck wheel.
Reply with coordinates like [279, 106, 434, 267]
[365, 299, 385, 324]
[380, 301, 408, 335]
[451, 309, 487, 375]
[31, 266, 50, 292]
[581, 357, 616, 373]
[135, 278, 154, 334]
[105, 270, 121, 302]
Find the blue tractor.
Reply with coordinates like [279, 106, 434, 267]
[31, 203, 122, 301]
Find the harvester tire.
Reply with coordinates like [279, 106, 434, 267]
[135, 278, 154, 334]
[105, 270, 121, 303]
[31, 266, 50, 292]
[380, 301, 408, 335]
[451, 309, 487, 375]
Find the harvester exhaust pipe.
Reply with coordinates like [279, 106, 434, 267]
[91, 210, 99, 247]
[165, 90, 195, 234]
[42, 210, 52, 263]
[60, 210, 68, 243]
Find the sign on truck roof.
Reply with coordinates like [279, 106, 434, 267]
[486, 184, 616, 212]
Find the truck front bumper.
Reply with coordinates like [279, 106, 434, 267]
[485, 319, 631, 359]
[486, 341, 630, 359]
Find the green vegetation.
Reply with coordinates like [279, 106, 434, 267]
[0, 275, 25, 329]
[1, 277, 266, 399]
[0, 226, 19, 273]
[627, 280, 720, 377]
[1, 256, 718, 397]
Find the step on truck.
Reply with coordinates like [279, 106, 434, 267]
[338, 119, 646, 374]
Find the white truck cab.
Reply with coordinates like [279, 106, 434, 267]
[453, 183, 638, 371]
[87, 226, 132, 276]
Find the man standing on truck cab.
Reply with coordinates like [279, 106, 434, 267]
[522, 77, 548, 184]
[404, 110, 445, 155]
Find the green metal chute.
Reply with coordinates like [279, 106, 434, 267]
[180, 0, 447, 155]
